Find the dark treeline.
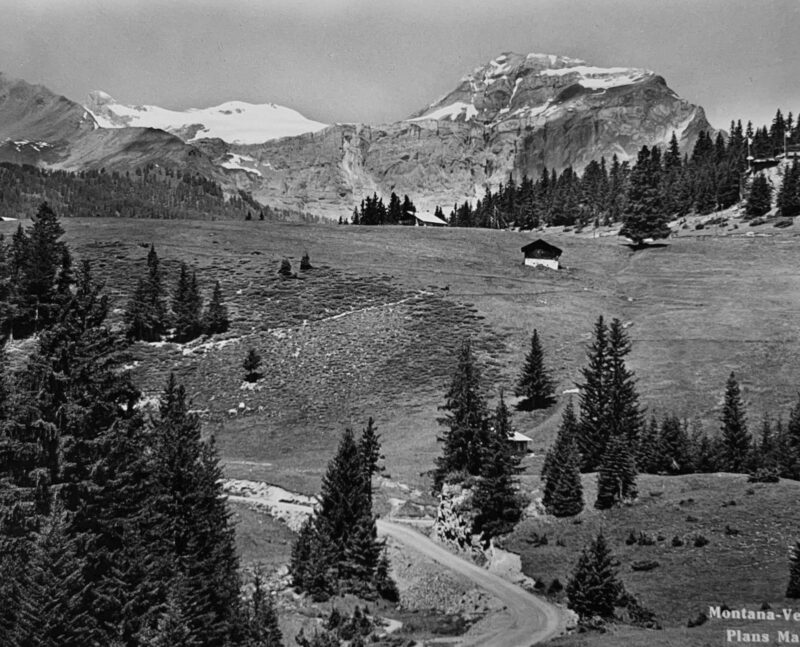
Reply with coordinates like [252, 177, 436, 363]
[443, 128, 744, 230]
[348, 191, 417, 225]
[0, 206, 282, 646]
[443, 110, 800, 230]
[0, 162, 262, 220]
[345, 109, 799, 232]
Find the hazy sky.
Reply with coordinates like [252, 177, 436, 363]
[1, 0, 799, 130]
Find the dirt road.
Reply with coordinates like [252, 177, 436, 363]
[377, 519, 566, 647]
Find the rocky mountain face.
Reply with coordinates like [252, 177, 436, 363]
[211, 52, 714, 218]
[0, 52, 716, 219]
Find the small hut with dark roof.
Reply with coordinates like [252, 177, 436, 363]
[521, 239, 562, 270]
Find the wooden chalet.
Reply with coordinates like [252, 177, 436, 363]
[510, 431, 533, 453]
[413, 211, 448, 227]
[521, 239, 562, 270]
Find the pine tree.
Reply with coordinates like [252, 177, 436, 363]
[746, 173, 772, 218]
[595, 435, 638, 509]
[777, 159, 800, 218]
[359, 417, 383, 500]
[373, 548, 399, 602]
[16, 509, 102, 646]
[619, 146, 671, 247]
[542, 401, 583, 516]
[566, 533, 623, 620]
[291, 426, 391, 600]
[577, 316, 609, 472]
[433, 338, 490, 490]
[719, 372, 751, 472]
[656, 414, 692, 474]
[788, 542, 800, 599]
[203, 280, 230, 335]
[14, 202, 67, 335]
[243, 348, 263, 382]
[636, 413, 660, 473]
[514, 329, 556, 410]
[300, 251, 312, 271]
[472, 392, 524, 538]
[150, 374, 243, 645]
[172, 263, 203, 342]
[278, 258, 292, 277]
[549, 442, 583, 517]
[243, 569, 283, 647]
[606, 319, 643, 446]
[125, 244, 168, 341]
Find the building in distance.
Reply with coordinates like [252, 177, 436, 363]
[521, 239, 562, 270]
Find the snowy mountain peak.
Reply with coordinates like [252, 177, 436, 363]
[87, 90, 116, 104]
[84, 92, 328, 145]
[408, 51, 656, 123]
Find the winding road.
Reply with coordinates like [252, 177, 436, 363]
[377, 519, 566, 647]
[224, 478, 566, 646]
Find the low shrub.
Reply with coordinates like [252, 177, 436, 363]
[748, 468, 780, 483]
[631, 560, 660, 572]
[687, 611, 708, 628]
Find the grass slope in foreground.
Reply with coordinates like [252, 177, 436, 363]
[507, 471, 800, 646]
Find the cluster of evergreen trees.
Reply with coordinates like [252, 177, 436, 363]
[440, 128, 747, 235]
[392, 109, 798, 235]
[541, 316, 642, 514]
[349, 192, 417, 225]
[289, 419, 398, 602]
[540, 314, 800, 519]
[0, 162, 259, 221]
[125, 247, 229, 342]
[638, 372, 800, 481]
[748, 108, 800, 158]
[433, 340, 526, 539]
[0, 211, 282, 646]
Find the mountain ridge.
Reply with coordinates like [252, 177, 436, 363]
[0, 51, 716, 219]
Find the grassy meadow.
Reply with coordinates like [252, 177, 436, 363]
[29, 216, 800, 491]
[11, 215, 800, 644]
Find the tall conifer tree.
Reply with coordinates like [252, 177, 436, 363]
[566, 533, 623, 620]
[473, 392, 524, 538]
[434, 339, 490, 490]
[515, 329, 556, 410]
[203, 280, 230, 335]
[719, 372, 751, 472]
[577, 316, 609, 471]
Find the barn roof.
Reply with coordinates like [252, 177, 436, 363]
[415, 211, 448, 226]
[511, 431, 533, 443]
[520, 239, 563, 257]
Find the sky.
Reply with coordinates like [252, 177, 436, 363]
[1, 0, 799, 131]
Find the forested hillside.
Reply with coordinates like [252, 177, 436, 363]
[0, 162, 259, 220]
